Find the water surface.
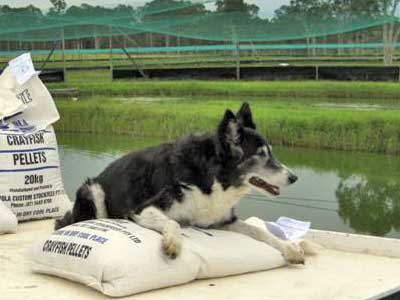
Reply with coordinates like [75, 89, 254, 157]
[57, 133, 400, 239]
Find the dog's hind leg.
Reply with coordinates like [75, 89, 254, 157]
[220, 219, 305, 265]
[55, 179, 106, 230]
[130, 206, 182, 259]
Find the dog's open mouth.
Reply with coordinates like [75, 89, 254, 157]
[249, 176, 280, 196]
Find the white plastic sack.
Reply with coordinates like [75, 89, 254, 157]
[29, 219, 286, 297]
[0, 126, 71, 221]
[0, 199, 17, 234]
[0, 68, 25, 120]
[0, 65, 59, 133]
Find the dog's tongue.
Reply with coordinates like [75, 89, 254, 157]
[249, 176, 280, 196]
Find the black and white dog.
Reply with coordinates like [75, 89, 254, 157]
[56, 103, 305, 264]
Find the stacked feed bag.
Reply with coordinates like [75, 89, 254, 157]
[0, 53, 70, 232]
[29, 219, 286, 297]
[0, 126, 71, 221]
[0, 54, 60, 132]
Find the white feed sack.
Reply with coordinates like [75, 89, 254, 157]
[0, 68, 25, 120]
[0, 57, 70, 222]
[29, 219, 286, 297]
[0, 66, 60, 133]
[0, 199, 17, 234]
[0, 126, 71, 221]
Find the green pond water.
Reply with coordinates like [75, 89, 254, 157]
[57, 133, 400, 239]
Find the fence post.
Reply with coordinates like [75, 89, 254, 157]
[109, 25, 113, 80]
[398, 66, 400, 82]
[235, 42, 240, 80]
[61, 27, 66, 75]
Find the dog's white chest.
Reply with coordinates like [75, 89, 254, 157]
[166, 182, 249, 227]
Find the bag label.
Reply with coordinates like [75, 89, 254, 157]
[0, 127, 70, 221]
[8, 53, 40, 85]
[16, 89, 33, 105]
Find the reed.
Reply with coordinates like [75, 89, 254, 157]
[54, 98, 400, 154]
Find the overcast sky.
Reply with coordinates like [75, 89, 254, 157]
[0, 0, 289, 17]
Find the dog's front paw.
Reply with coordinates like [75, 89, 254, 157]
[282, 242, 305, 265]
[162, 233, 182, 259]
[162, 221, 182, 259]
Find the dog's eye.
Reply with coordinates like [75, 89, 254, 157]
[257, 147, 268, 157]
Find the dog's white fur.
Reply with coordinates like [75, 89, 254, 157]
[222, 220, 305, 264]
[89, 183, 107, 219]
[166, 182, 250, 228]
[131, 207, 183, 258]
[130, 204, 305, 264]
[126, 178, 305, 264]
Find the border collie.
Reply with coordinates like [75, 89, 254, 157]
[56, 103, 305, 264]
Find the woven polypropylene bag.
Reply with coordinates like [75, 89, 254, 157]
[0, 126, 71, 221]
[29, 219, 286, 297]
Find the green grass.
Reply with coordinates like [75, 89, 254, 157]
[3, 52, 395, 69]
[54, 97, 400, 154]
[48, 70, 400, 101]
[48, 69, 400, 154]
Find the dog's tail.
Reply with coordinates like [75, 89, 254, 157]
[54, 179, 104, 230]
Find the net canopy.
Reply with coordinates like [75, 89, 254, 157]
[0, 1, 399, 43]
[1, 0, 400, 68]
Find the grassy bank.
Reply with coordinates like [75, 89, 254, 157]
[54, 98, 400, 154]
[3, 52, 395, 69]
[49, 70, 400, 100]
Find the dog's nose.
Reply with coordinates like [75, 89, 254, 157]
[288, 174, 298, 184]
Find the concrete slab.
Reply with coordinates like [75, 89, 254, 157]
[1, 219, 400, 300]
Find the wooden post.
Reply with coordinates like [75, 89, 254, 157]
[61, 27, 66, 75]
[398, 66, 400, 82]
[231, 25, 240, 81]
[235, 42, 240, 81]
[109, 25, 113, 80]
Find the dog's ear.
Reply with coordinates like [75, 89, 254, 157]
[236, 102, 256, 130]
[217, 109, 243, 160]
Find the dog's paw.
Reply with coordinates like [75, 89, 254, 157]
[161, 221, 182, 259]
[282, 242, 305, 265]
[299, 239, 324, 256]
[162, 233, 182, 259]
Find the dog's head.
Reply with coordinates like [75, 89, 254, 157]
[217, 102, 297, 196]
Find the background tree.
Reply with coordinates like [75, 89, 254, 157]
[274, 0, 332, 55]
[0, 5, 43, 49]
[380, 0, 400, 65]
[49, 0, 67, 15]
[139, 0, 207, 47]
[329, 0, 400, 64]
[215, 0, 259, 18]
[337, 179, 400, 236]
[64, 4, 119, 49]
[273, 0, 400, 63]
